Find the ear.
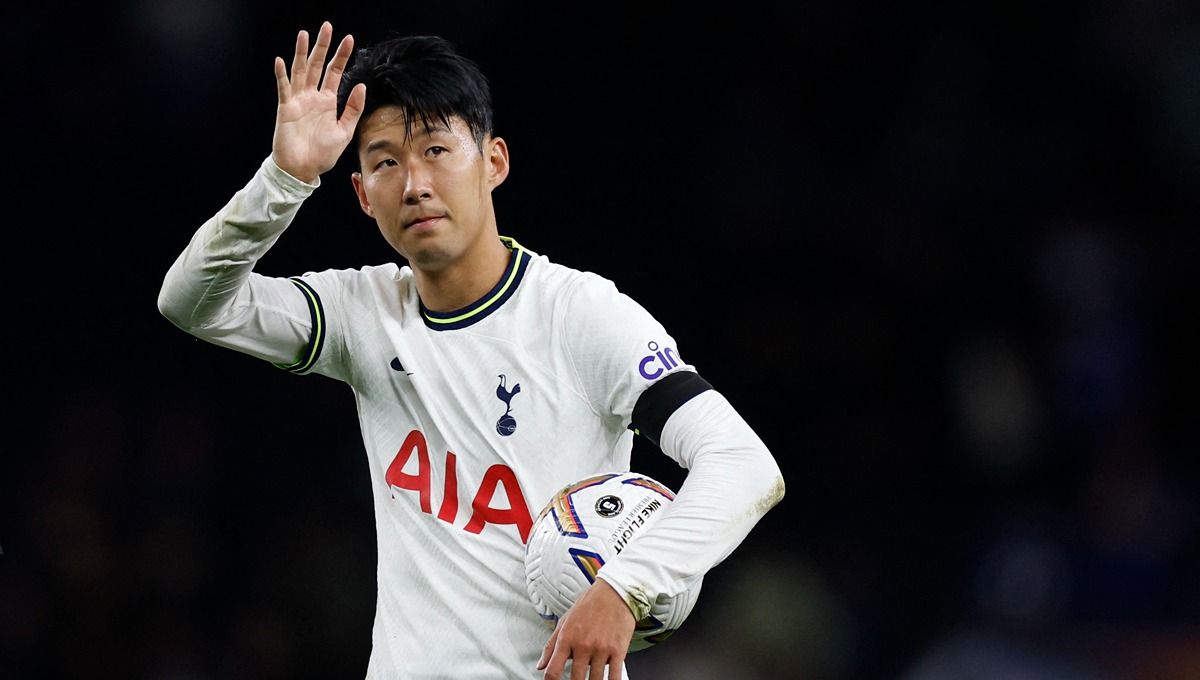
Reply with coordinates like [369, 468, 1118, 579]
[351, 171, 374, 218]
[485, 136, 510, 189]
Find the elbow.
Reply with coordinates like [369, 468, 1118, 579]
[758, 452, 785, 513]
[157, 285, 198, 332]
[761, 471, 785, 514]
[157, 288, 185, 328]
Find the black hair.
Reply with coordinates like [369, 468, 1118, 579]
[337, 35, 494, 156]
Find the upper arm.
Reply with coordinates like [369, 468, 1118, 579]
[561, 274, 707, 434]
[162, 271, 319, 368]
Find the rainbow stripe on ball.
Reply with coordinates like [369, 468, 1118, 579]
[542, 473, 618, 538]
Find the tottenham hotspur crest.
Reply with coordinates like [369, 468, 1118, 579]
[495, 374, 521, 436]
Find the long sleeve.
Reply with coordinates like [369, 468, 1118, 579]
[595, 389, 785, 620]
[157, 155, 320, 365]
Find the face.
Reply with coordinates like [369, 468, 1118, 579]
[351, 106, 509, 272]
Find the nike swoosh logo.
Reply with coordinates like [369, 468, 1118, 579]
[390, 357, 413, 375]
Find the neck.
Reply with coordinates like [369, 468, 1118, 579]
[413, 237, 512, 312]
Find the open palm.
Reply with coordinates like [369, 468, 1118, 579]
[271, 21, 365, 183]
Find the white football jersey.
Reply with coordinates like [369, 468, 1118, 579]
[291, 237, 693, 678]
[159, 157, 726, 679]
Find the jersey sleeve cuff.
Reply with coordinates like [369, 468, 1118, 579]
[596, 571, 653, 622]
[262, 154, 322, 196]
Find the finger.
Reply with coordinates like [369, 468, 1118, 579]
[609, 657, 624, 680]
[306, 21, 333, 90]
[339, 83, 367, 130]
[569, 654, 589, 680]
[589, 659, 606, 680]
[274, 56, 290, 103]
[543, 650, 567, 680]
[544, 641, 572, 680]
[321, 33, 355, 93]
[537, 625, 558, 670]
[291, 29, 309, 87]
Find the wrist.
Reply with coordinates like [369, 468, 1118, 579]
[270, 153, 320, 185]
[596, 574, 650, 622]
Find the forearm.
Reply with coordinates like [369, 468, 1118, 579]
[597, 390, 785, 619]
[157, 156, 319, 363]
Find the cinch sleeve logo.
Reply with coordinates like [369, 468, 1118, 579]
[637, 341, 681, 380]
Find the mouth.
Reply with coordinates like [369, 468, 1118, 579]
[404, 215, 443, 230]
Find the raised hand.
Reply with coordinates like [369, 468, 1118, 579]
[271, 21, 366, 183]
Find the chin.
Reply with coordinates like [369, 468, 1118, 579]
[409, 245, 455, 270]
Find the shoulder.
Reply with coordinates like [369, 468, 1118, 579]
[531, 260, 660, 338]
[291, 262, 410, 299]
[294, 261, 405, 282]
[510, 240, 652, 326]
[522, 250, 624, 307]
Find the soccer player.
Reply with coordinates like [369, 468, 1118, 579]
[157, 21, 784, 680]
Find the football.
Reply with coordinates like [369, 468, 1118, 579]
[523, 471, 703, 652]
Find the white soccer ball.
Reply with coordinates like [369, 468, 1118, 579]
[523, 471, 703, 652]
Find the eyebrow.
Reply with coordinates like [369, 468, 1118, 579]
[364, 122, 453, 155]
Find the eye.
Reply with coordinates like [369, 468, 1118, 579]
[426, 146, 448, 158]
[374, 158, 398, 170]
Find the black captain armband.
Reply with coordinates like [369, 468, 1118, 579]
[629, 371, 713, 446]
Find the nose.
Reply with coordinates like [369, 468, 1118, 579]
[403, 162, 432, 205]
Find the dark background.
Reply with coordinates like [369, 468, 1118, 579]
[4, 1, 1199, 678]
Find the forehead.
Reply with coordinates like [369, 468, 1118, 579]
[358, 106, 469, 146]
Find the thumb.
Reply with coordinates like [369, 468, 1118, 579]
[340, 83, 367, 132]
